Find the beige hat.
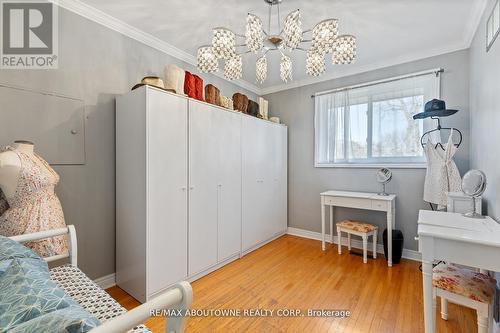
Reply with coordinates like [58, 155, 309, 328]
[132, 76, 175, 92]
[164, 64, 185, 95]
[220, 95, 234, 110]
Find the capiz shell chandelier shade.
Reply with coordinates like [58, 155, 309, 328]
[332, 35, 357, 64]
[197, 0, 356, 84]
[246, 14, 264, 53]
[256, 55, 267, 84]
[224, 55, 243, 80]
[306, 50, 325, 77]
[283, 9, 302, 50]
[197, 46, 218, 73]
[311, 19, 339, 55]
[212, 27, 236, 60]
[280, 55, 292, 83]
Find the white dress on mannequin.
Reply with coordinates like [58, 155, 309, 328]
[423, 129, 462, 208]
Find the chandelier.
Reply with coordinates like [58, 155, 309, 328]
[197, 0, 357, 84]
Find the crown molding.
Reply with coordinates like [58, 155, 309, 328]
[52, 0, 486, 97]
[50, 0, 262, 95]
[463, 0, 489, 48]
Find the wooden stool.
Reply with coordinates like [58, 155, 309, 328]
[336, 220, 378, 263]
[433, 263, 496, 333]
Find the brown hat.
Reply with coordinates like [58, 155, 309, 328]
[132, 76, 175, 93]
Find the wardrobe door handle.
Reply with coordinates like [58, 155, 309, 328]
[181, 186, 187, 191]
[189, 186, 194, 190]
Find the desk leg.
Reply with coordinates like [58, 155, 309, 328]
[321, 198, 326, 251]
[387, 204, 393, 267]
[329, 206, 333, 244]
[422, 260, 436, 333]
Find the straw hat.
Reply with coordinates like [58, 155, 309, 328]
[132, 76, 175, 92]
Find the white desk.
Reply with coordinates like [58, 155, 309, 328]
[320, 190, 396, 267]
[418, 210, 500, 333]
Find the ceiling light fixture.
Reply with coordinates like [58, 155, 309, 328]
[197, 0, 357, 84]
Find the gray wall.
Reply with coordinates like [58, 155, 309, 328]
[0, 8, 256, 279]
[469, 0, 500, 220]
[264, 50, 470, 251]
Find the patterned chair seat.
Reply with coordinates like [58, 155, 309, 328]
[433, 263, 496, 303]
[50, 264, 151, 333]
[336, 220, 378, 233]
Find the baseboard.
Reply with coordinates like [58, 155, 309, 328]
[94, 273, 116, 289]
[241, 231, 287, 256]
[287, 227, 421, 262]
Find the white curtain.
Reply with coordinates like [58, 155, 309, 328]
[314, 72, 440, 166]
[314, 90, 349, 165]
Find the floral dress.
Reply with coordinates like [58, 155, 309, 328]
[0, 146, 68, 257]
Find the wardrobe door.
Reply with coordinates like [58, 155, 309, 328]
[263, 123, 281, 239]
[241, 116, 267, 251]
[216, 110, 241, 262]
[278, 127, 288, 233]
[270, 125, 287, 235]
[147, 89, 188, 297]
[188, 101, 218, 275]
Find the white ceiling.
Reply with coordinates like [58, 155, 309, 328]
[77, 0, 485, 94]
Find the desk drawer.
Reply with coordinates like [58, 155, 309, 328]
[371, 200, 387, 211]
[325, 196, 372, 210]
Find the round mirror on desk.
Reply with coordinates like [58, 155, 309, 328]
[461, 169, 486, 219]
[376, 168, 392, 196]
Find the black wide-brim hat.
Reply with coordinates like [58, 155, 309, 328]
[412, 99, 458, 120]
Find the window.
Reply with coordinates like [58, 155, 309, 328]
[314, 72, 439, 167]
[487, 0, 500, 52]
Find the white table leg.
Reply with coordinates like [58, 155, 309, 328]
[387, 203, 393, 267]
[329, 206, 333, 244]
[422, 260, 435, 333]
[321, 198, 326, 251]
[362, 235, 368, 263]
[337, 227, 342, 254]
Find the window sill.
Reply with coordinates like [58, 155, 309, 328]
[314, 163, 427, 169]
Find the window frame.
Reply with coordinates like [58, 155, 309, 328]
[313, 70, 441, 169]
[487, 0, 500, 52]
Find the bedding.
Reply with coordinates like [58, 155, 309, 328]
[0, 235, 100, 332]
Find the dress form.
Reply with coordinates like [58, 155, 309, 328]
[0, 141, 35, 198]
[0, 141, 68, 256]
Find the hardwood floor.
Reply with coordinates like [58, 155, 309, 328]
[107, 235, 477, 333]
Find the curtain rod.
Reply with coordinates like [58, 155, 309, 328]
[310, 68, 444, 98]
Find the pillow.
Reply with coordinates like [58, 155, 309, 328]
[0, 234, 41, 261]
[8, 306, 100, 333]
[0, 257, 100, 332]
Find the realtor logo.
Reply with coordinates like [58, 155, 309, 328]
[1, 0, 58, 68]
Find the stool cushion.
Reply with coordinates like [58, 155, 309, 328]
[336, 220, 377, 233]
[433, 263, 496, 303]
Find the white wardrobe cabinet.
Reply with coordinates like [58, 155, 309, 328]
[116, 86, 188, 303]
[188, 100, 242, 275]
[116, 86, 287, 303]
[242, 116, 288, 252]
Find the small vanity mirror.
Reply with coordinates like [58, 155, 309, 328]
[461, 169, 486, 219]
[376, 168, 392, 196]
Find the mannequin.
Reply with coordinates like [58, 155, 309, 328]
[0, 140, 34, 199]
[0, 140, 68, 256]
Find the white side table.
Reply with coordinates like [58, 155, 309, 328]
[320, 191, 396, 267]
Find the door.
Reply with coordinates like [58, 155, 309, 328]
[241, 116, 268, 251]
[147, 89, 188, 296]
[216, 109, 241, 262]
[189, 101, 219, 275]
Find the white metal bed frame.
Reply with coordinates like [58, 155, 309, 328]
[9, 225, 193, 333]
